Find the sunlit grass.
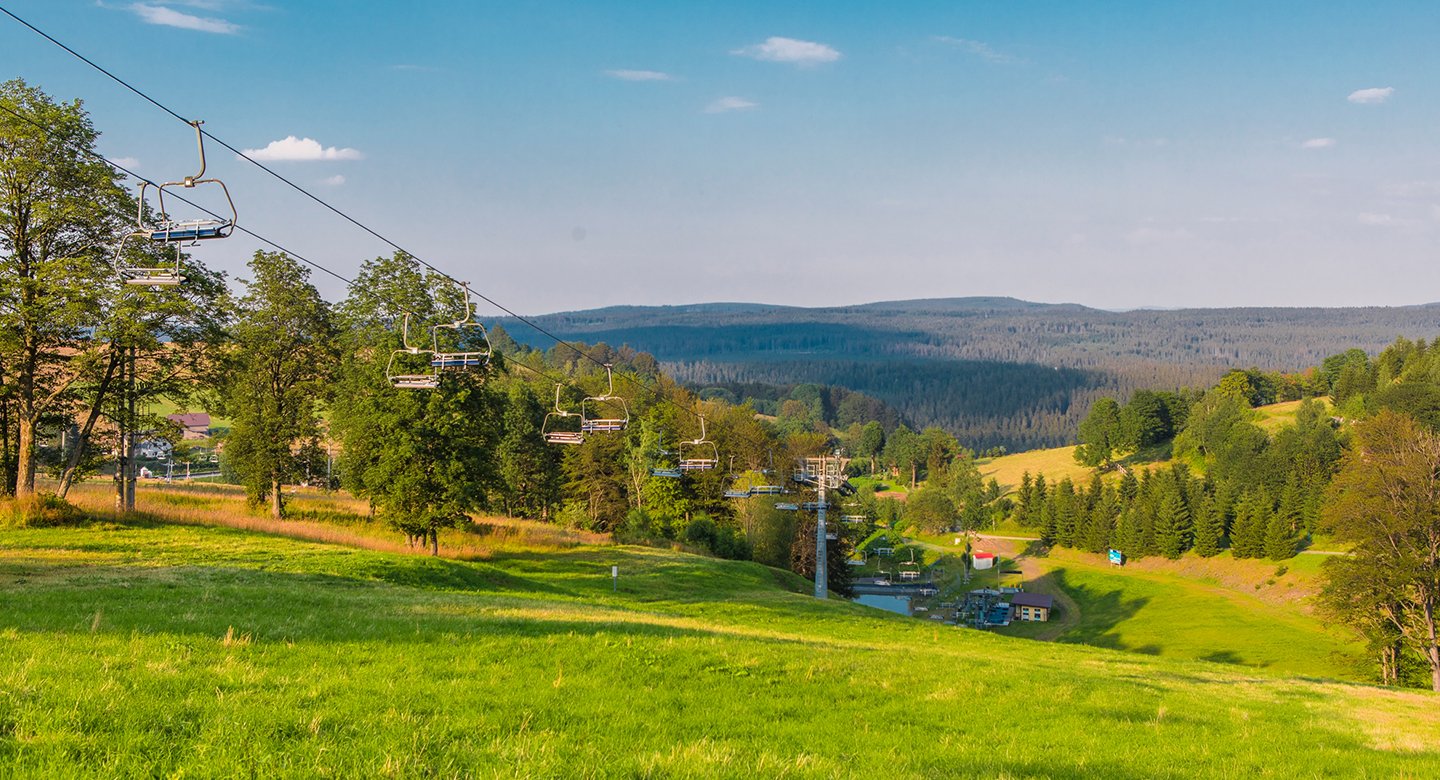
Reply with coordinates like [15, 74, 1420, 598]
[0, 486, 1434, 777]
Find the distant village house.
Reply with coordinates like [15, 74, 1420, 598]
[167, 413, 211, 440]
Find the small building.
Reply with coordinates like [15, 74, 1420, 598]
[167, 413, 211, 440]
[1010, 592, 1054, 622]
[972, 552, 996, 570]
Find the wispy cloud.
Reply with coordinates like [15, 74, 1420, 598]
[318, 175, 345, 186]
[109, 156, 140, 171]
[1358, 213, 1399, 226]
[1299, 138, 1336, 149]
[242, 136, 364, 161]
[1348, 87, 1394, 104]
[606, 69, 677, 82]
[705, 96, 758, 114]
[124, 3, 241, 34]
[1126, 227, 1194, 245]
[732, 37, 840, 65]
[936, 36, 1018, 64]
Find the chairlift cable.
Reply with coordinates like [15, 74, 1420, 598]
[0, 10, 820, 469]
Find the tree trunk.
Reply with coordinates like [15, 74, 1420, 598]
[1427, 600, 1440, 693]
[271, 477, 283, 519]
[430, 528, 438, 556]
[57, 346, 122, 499]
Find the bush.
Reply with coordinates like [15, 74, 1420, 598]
[683, 513, 718, 549]
[617, 508, 654, 543]
[0, 494, 86, 528]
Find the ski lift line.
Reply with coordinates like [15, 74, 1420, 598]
[0, 101, 597, 396]
[0, 13, 784, 461]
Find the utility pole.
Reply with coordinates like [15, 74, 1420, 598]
[114, 342, 126, 511]
[126, 344, 137, 511]
[815, 464, 828, 600]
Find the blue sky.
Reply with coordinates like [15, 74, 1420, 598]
[4, 0, 1440, 313]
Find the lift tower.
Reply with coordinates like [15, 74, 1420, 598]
[795, 453, 854, 599]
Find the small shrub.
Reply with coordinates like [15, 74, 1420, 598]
[683, 513, 718, 550]
[1273, 565, 1288, 577]
[0, 494, 86, 529]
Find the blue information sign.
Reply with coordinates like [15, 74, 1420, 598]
[1108, 549, 1124, 565]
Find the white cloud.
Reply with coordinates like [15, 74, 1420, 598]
[318, 175, 345, 186]
[125, 3, 241, 34]
[109, 156, 140, 171]
[731, 37, 840, 65]
[606, 70, 676, 81]
[705, 96, 758, 114]
[1299, 138, 1336, 149]
[1348, 87, 1394, 104]
[1358, 213, 1398, 226]
[241, 136, 364, 161]
[936, 36, 1018, 64]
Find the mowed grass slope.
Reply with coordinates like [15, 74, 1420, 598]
[1, 505, 1437, 777]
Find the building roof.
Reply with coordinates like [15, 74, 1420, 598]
[973, 552, 995, 559]
[1010, 593, 1053, 609]
[167, 413, 210, 428]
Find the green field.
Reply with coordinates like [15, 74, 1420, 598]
[1, 489, 1437, 777]
[1042, 562, 1353, 677]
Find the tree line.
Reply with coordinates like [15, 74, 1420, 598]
[1068, 343, 1440, 690]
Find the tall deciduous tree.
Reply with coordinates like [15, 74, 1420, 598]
[0, 79, 130, 497]
[219, 251, 335, 518]
[1321, 410, 1440, 691]
[330, 252, 504, 552]
[855, 420, 885, 474]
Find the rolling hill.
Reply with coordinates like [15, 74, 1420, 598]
[495, 298, 1440, 451]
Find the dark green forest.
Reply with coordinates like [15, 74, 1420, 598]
[499, 299, 1440, 451]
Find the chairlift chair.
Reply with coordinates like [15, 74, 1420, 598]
[430, 281, 492, 371]
[541, 384, 585, 445]
[114, 233, 187, 286]
[775, 502, 799, 511]
[386, 313, 439, 390]
[678, 416, 719, 471]
[119, 121, 235, 286]
[579, 364, 629, 433]
[143, 122, 237, 243]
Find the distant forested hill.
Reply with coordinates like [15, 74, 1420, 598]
[496, 298, 1440, 451]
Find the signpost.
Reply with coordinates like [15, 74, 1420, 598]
[612, 565, 618, 591]
[1109, 549, 1124, 566]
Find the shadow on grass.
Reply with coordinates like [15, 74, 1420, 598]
[1046, 568, 1153, 652]
[0, 562, 832, 648]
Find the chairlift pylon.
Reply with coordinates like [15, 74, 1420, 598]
[430, 281, 492, 371]
[542, 384, 585, 445]
[579, 364, 629, 434]
[386, 313, 439, 390]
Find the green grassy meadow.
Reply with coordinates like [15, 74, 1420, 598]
[1, 489, 1437, 777]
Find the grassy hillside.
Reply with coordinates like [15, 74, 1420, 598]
[2, 486, 1437, 777]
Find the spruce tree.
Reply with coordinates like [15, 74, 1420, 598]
[1016, 471, 1033, 525]
[1265, 508, 1298, 561]
[1228, 496, 1254, 558]
[1192, 493, 1222, 557]
[1232, 491, 1270, 559]
[1082, 488, 1118, 553]
[1116, 506, 1145, 559]
[1039, 494, 1058, 544]
[1055, 478, 1079, 547]
[1154, 489, 1192, 559]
